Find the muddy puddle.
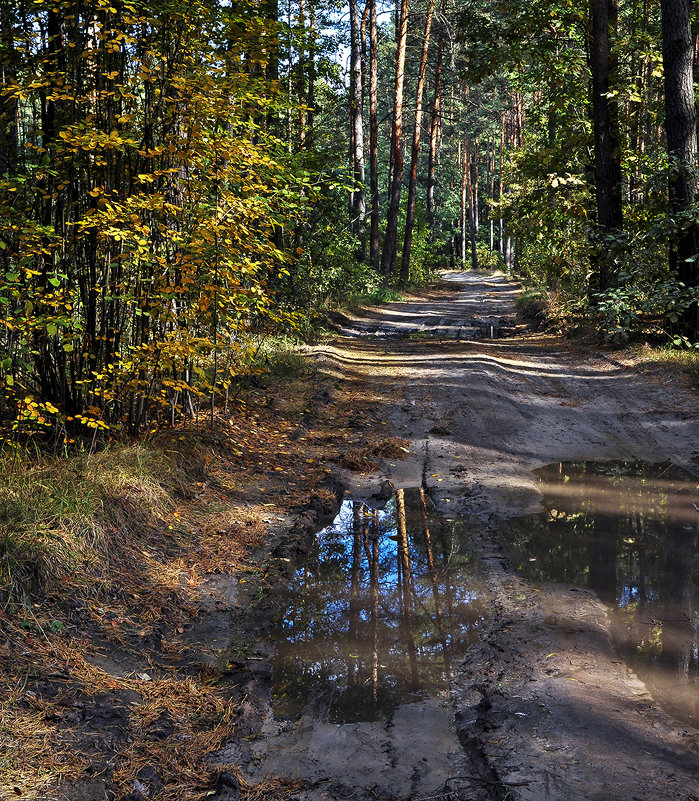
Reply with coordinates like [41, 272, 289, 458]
[501, 460, 699, 727]
[270, 488, 487, 724]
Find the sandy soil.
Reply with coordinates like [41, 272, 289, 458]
[230, 272, 699, 800]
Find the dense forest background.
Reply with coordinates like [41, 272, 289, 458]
[1, 0, 698, 441]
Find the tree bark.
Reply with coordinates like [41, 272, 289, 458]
[349, 0, 366, 250]
[661, 0, 699, 337]
[426, 30, 444, 238]
[368, 0, 380, 270]
[380, 0, 410, 279]
[465, 137, 478, 271]
[589, 0, 623, 292]
[400, 0, 436, 283]
[499, 115, 505, 254]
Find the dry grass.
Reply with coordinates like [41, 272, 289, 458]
[0, 444, 183, 602]
[0, 348, 407, 800]
[635, 342, 699, 385]
[336, 436, 410, 473]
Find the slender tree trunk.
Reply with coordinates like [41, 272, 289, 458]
[499, 115, 505, 254]
[461, 142, 467, 266]
[473, 138, 479, 234]
[662, 0, 699, 337]
[589, 0, 623, 292]
[426, 30, 444, 238]
[465, 137, 478, 271]
[380, 0, 410, 278]
[368, 0, 380, 270]
[489, 138, 496, 251]
[0, 0, 18, 179]
[349, 0, 366, 250]
[400, 0, 436, 282]
[297, 0, 307, 147]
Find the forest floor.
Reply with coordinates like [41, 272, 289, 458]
[2, 271, 698, 801]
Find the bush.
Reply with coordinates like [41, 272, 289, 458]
[476, 243, 506, 271]
[516, 288, 550, 326]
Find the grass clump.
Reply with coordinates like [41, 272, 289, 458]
[516, 287, 550, 327]
[635, 343, 699, 385]
[0, 445, 180, 603]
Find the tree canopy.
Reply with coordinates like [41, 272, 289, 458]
[1, 0, 698, 442]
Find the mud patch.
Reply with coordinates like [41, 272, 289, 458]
[500, 460, 699, 728]
[232, 488, 487, 799]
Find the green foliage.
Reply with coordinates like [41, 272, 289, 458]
[594, 281, 699, 342]
[0, 0, 325, 439]
[476, 243, 505, 271]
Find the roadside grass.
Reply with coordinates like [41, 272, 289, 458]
[515, 287, 551, 327]
[345, 284, 403, 309]
[0, 339, 407, 800]
[0, 349, 317, 799]
[0, 445, 181, 604]
[634, 342, 699, 385]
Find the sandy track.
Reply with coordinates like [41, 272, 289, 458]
[307, 272, 699, 800]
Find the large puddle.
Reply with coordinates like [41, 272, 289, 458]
[270, 488, 487, 724]
[502, 460, 699, 728]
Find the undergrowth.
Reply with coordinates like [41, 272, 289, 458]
[0, 445, 181, 603]
[635, 343, 699, 385]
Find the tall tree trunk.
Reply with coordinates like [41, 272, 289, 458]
[461, 142, 467, 266]
[499, 115, 505, 254]
[489, 138, 496, 251]
[368, 0, 380, 270]
[473, 138, 479, 234]
[0, 0, 18, 179]
[661, 0, 699, 337]
[380, 0, 410, 278]
[465, 137, 478, 271]
[400, 0, 436, 283]
[297, 0, 307, 147]
[349, 0, 366, 250]
[590, 0, 623, 292]
[426, 30, 444, 238]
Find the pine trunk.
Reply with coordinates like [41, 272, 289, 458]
[590, 0, 623, 292]
[400, 0, 436, 283]
[380, 0, 410, 278]
[661, 0, 699, 336]
[368, 0, 380, 270]
[349, 0, 366, 249]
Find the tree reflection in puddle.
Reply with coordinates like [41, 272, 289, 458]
[271, 488, 487, 724]
[502, 460, 699, 728]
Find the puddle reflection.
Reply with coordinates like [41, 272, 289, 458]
[271, 488, 486, 723]
[502, 461, 699, 727]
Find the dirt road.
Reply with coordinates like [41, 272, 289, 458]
[231, 272, 699, 801]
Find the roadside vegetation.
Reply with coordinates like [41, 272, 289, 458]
[1, 0, 699, 795]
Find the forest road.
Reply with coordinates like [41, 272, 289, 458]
[231, 271, 699, 801]
[329, 271, 699, 800]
